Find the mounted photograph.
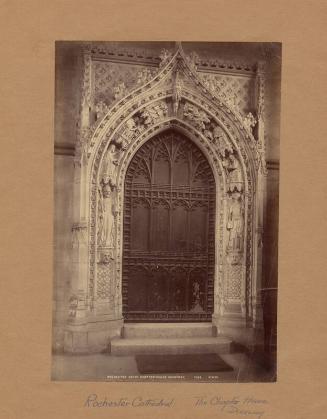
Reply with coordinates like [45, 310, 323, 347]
[52, 41, 281, 382]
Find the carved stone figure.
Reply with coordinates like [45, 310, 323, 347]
[120, 117, 137, 143]
[203, 129, 213, 142]
[243, 112, 257, 133]
[172, 70, 183, 114]
[224, 153, 243, 192]
[97, 144, 120, 248]
[140, 102, 168, 127]
[184, 103, 210, 131]
[212, 125, 233, 156]
[101, 143, 120, 181]
[98, 175, 117, 248]
[114, 135, 128, 151]
[227, 191, 244, 251]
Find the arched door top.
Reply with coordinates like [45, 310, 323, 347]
[122, 129, 216, 322]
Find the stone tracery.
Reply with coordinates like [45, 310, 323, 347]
[67, 43, 267, 350]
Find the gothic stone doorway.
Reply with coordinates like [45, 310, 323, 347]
[122, 130, 216, 322]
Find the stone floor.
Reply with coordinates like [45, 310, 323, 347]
[51, 349, 276, 383]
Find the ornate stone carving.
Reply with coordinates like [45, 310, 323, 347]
[186, 51, 200, 70]
[101, 143, 120, 181]
[136, 67, 155, 85]
[140, 101, 168, 128]
[75, 122, 99, 166]
[200, 73, 253, 115]
[84, 49, 259, 321]
[81, 44, 92, 108]
[159, 48, 173, 67]
[212, 125, 234, 156]
[243, 112, 257, 134]
[183, 102, 211, 131]
[92, 61, 157, 104]
[172, 69, 183, 114]
[95, 101, 110, 120]
[256, 61, 266, 119]
[227, 264, 242, 299]
[226, 191, 244, 252]
[113, 81, 127, 101]
[97, 174, 117, 248]
[223, 153, 243, 192]
[255, 61, 267, 175]
[91, 43, 160, 65]
[96, 263, 114, 299]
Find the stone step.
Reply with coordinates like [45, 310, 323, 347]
[122, 322, 215, 339]
[111, 336, 232, 356]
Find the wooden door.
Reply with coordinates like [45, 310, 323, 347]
[122, 130, 215, 322]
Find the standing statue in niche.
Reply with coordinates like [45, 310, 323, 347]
[97, 144, 119, 248]
[172, 70, 183, 114]
[223, 153, 243, 192]
[227, 191, 244, 251]
[98, 175, 117, 248]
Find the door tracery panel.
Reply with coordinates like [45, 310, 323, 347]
[122, 130, 216, 322]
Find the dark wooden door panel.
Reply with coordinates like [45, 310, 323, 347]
[122, 130, 215, 322]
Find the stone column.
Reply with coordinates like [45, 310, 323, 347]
[251, 61, 267, 330]
[64, 45, 92, 352]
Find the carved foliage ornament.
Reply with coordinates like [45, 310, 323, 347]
[84, 53, 259, 311]
[90, 117, 253, 313]
[183, 102, 211, 131]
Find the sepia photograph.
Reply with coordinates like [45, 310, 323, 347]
[52, 41, 281, 383]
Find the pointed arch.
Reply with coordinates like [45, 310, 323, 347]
[69, 44, 265, 345]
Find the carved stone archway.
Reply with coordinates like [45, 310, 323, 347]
[65, 44, 266, 353]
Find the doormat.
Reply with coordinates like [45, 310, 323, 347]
[135, 353, 233, 374]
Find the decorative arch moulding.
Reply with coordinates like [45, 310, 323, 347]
[69, 42, 267, 333]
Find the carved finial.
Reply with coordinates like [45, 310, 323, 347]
[175, 41, 183, 52]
